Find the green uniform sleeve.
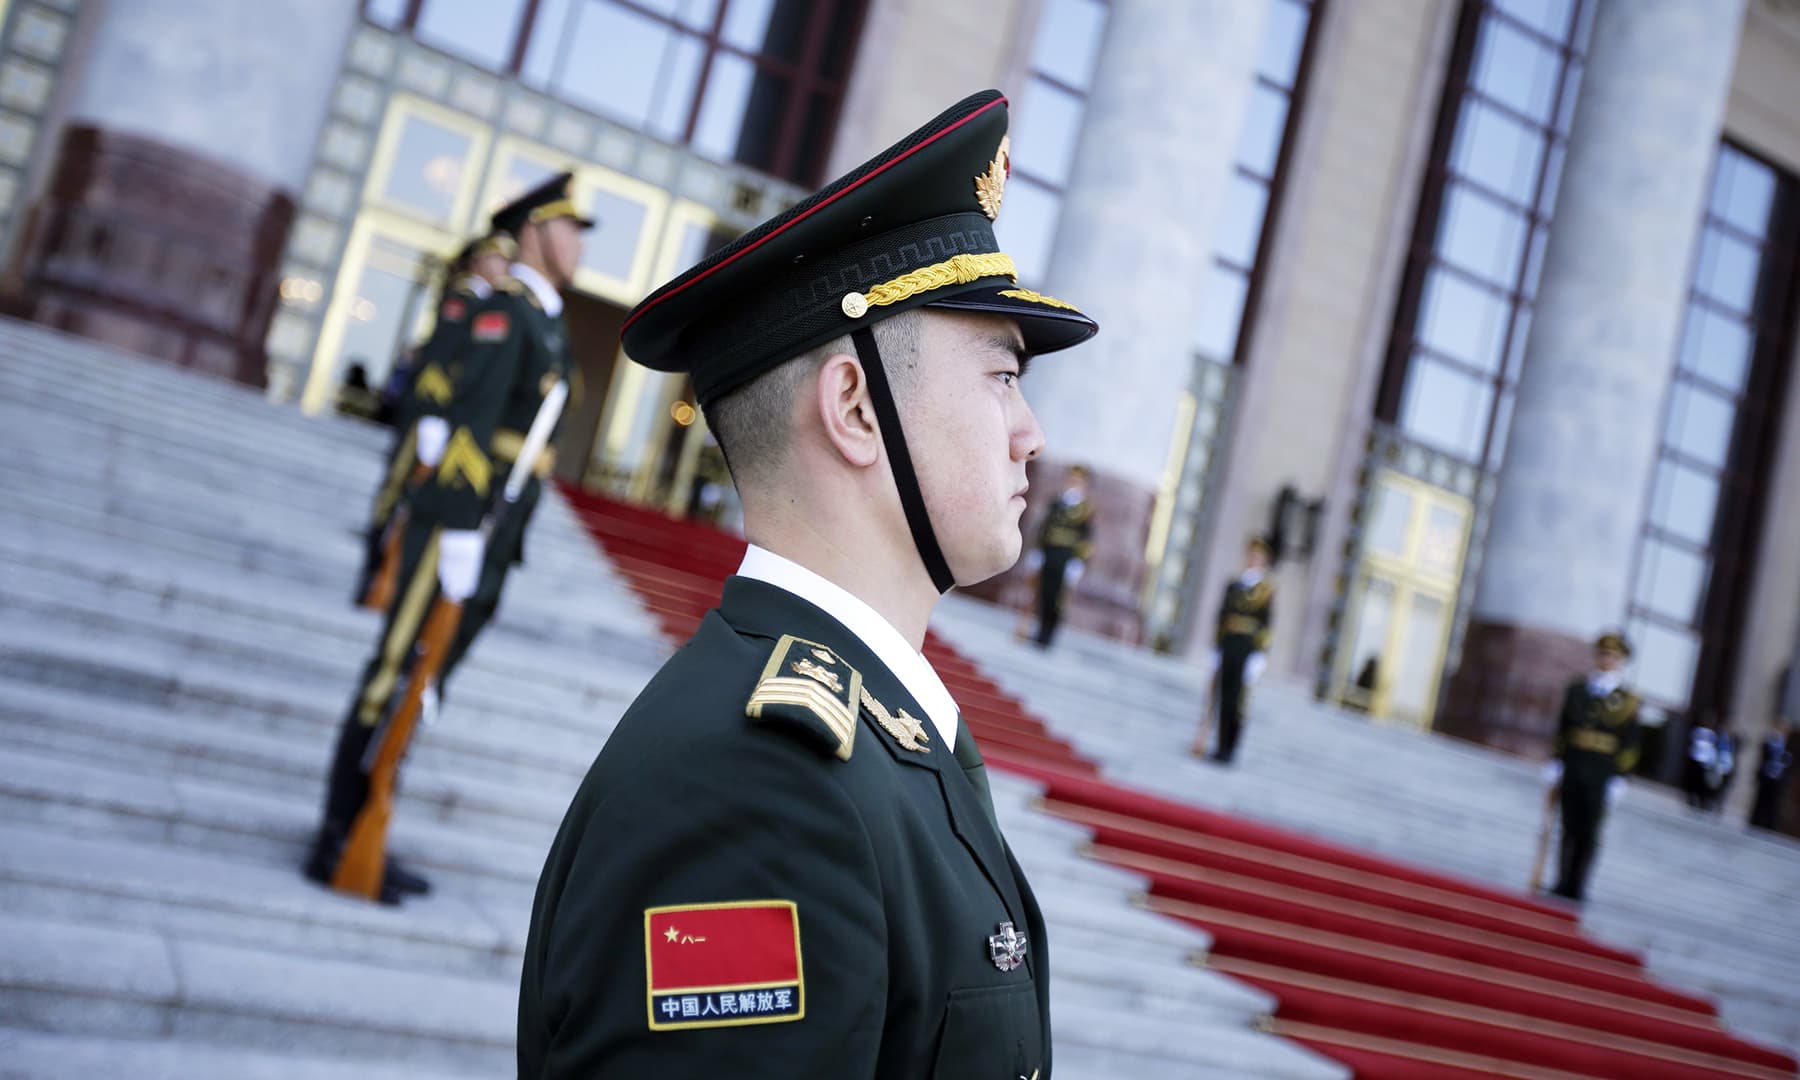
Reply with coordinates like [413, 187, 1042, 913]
[521, 733, 885, 1078]
[410, 295, 474, 416]
[1553, 685, 1578, 760]
[1073, 514, 1094, 562]
[1616, 697, 1643, 775]
[418, 296, 525, 529]
[1253, 588, 1274, 653]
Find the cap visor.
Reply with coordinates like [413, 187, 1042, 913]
[927, 284, 1096, 355]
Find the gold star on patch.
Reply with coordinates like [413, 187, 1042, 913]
[974, 135, 1010, 221]
[664, 926, 679, 943]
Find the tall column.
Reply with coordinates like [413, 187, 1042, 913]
[1440, 0, 1746, 752]
[997, 0, 1269, 642]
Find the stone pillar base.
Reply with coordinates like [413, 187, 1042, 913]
[963, 458, 1154, 644]
[1437, 620, 1591, 756]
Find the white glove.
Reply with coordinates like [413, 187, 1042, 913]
[1606, 776, 1626, 808]
[1023, 548, 1044, 573]
[1064, 558, 1085, 590]
[436, 529, 484, 602]
[415, 416, 450, 467]
[1244, 651, 1267, 687]
[1541, 759, 1564, 787]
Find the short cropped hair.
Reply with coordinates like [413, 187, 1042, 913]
[705, 310, 921, 488]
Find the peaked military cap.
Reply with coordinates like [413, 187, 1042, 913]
[622, 89, 1096, 407]
[492, 170, 595, 237]
[1595, 631, 1633, 658]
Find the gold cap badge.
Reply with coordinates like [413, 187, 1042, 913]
[974, 135, 1010, 221]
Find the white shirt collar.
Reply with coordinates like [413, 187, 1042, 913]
[1588, 670, 1622, 696]
[1240, 567, 1265, 588]
[735, 544, 958, 750]
[459, 275, 493, 300]
[508, 262, 563, 317]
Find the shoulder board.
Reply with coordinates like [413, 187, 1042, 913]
[746, 635, 859, 761]
[495, 275, 545, 311]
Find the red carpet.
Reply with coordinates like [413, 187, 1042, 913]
[561, 487, 1799, 1080]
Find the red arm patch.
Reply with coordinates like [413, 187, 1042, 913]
[644, 901, 803, 1030]
[471, 310, 510, 343]
[439, 297, 466, 322]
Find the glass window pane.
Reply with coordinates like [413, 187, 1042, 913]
[1344, 577, 1397, 701]
[1391, 592, 1448, 720]
[381, 115, 474, 223]
[1521, 224, 1550, 299]
[1630, 618, 1700, 706]
[1488, 386, 1516, 466]
[1419, 268, 1508, 373]
[648, 34, 706, 140]
[365, 0, 408, 28]
[1695, 227, 1762, 314]
[1471, 17, 1559, 123]
[723, 0, 806, 62]
[1031, 0, 1107, 90]
[337, 238, 437, 387]
[1494, 0, 1575, 40]
[1634, 539, 1709, 624]
[1504, 309, 1531, 378]
[1257, 0, 1310, 85]
[1538, 140, 1566, 217]
[1014, 78, 1085, 187]
[1651, 459, 1720, 546]
[1667, 381, 1736, 468]
[1193, 263, 1250, 363]
[1419, 503, 1467, 577]
[1554, 60, 1582, 136]
[487, 153, 558, 218]
[694, 55, 791, 172]
[520, 0, 576, 86]
[1366, 483, 1415, 558]
[1678, 304, 1753, 392]
[1236, 82, 1289, 177]
[1214, 172, 1270, 269]
[1713, 149, 1776, 237]
[994, 177, 1060, 284]
[580, 188, 650, 281]
[1438, 181, 1528, 282]
[415, 0, 526, 70]
[1452, 98, 1546, 205]
[556, 4, 672, 127]
[1400, 354, 1492, 462]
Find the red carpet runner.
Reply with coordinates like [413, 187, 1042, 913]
[562, 487, 1799, 1080]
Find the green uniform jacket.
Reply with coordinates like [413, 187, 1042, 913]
[1036, 498, 1094, 561]
[411, 276, 569, 540]
[1554, 680, 1642, 791]
[1216, 576, 1274, 652]
[519, 577, 1052, 1079]
[402, 284, 483, 428]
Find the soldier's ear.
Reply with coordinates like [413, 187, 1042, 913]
[815, 352, 881, 469]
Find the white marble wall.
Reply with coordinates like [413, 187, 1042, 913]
[1472, 0, 1748, 636]
[1025, 0, 1269, 490]
[66, 0, 361, 190]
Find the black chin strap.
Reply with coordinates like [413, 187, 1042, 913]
[852, 327, 955, 594]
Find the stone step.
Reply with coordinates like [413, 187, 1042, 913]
[1050, 997, 1348, 1080]
[0, 911, 514, 1074]
[0, 1029, 490, 1080]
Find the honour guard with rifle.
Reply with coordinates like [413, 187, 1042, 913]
[307, 173, 590, 904]
[1194, 536, 1274, 763]
[518, 90, 1095, 1078]
[354, 230, 516, 608]
[1541, 631, 1642, 903]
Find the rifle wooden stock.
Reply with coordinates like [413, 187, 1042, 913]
[332, 594, 463, 900]
[360, 463, 434, 611]
[1528, 783, 1559, 892]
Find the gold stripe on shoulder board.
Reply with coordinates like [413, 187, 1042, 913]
[747, 635, 860, 761]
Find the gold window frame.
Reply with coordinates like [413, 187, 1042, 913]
[363, 93, 493, 231]
[300, 209, 458, 414]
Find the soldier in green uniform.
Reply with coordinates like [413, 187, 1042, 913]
[1544, 631, 1641, 903]
[1024, 463, 1094, 648]
[352, 230, 516, 605]
[1194, 537, 1274, 763]
[518, 90, 1097, 1077]
[307, 174, 589, 903]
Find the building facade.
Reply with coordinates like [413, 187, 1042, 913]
[4, 0, 1798, 821]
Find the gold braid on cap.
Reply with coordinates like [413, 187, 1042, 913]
[852, 252, 1017, 314]
[998, 287, 1079, 312]
[528, 197, 581, 224]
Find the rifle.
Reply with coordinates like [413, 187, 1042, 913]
[1528, 782, 1559, 893]
[362, 461, 433, 611]
[332, 381, 568, 900]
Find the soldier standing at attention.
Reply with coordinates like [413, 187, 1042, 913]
[353, 230, 516, 604]
[307, 174, 589, 904]
[1023, 462, 1094, 648]
[518, 90, 1096, 1078]
[1194, 537, 1274, 763]
[1543, 632, 1642, 903]
[1749, 717, 1794, 831]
